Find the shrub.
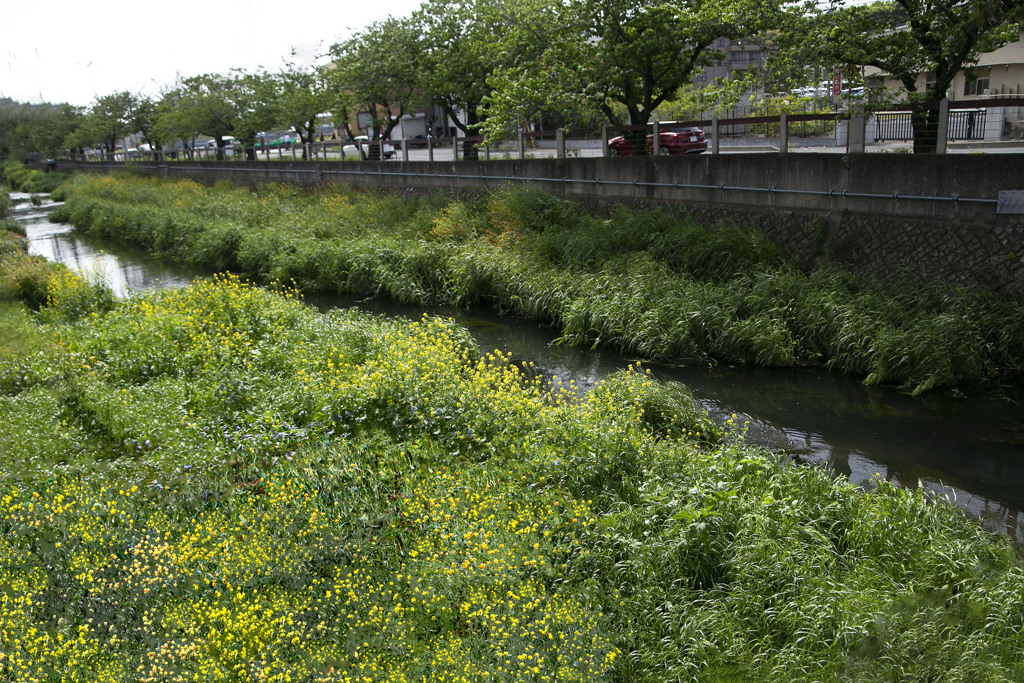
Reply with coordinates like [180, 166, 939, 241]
[0, 253, 65, 308]
[51, 175, 1024, 394]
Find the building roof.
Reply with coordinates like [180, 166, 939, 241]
[975, 31, 1024, 68]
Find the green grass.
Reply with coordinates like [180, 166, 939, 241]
[0, 300, 45, 359]
[49, 174, 1024, 395]
[1, 272, 1022, 680]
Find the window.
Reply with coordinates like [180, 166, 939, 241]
[964, 75, 990, 96]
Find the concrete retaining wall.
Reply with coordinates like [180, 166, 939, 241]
[55, 155, 1024, 301]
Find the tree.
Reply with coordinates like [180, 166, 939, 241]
[65, 91, 141, 160]
[416, 0, 532, 157]
[481, 0, 779, 151]
[817, 0, 1024, 152]
[227, 71, 281, 161]
[0, 99, 82, 159]
[328, 17, 427, 159]
[154, 74, 240, 160]
[271, 64, 335, 159]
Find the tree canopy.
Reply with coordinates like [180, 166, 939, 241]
[816, 0, 1024, 151]
[4, 0, 1022, 158]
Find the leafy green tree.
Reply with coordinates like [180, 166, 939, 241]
[0, 99, 82, 159]
[154, 75, 240, 160]
[271, 64, 335, 158]
[416, 0, 533, 156]
[226, 71, 281, 160]
[127, 96, 162, 154]
[477, 0, 601, 141]
[328, 17, 428, 158]
[817, 0, 1024, 152]
[65, 91, 141, 160]
[481, 0, 777, 150]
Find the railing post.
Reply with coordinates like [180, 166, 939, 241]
[518, 131, 525, 160]
[484, 143, 490, 161]
[936, 98, 950, 154]
[453, 133, 459, 161]
[427, 136, 434, 162]
[712, 116, 720, 155]
[652, 120, 660, 155]
[556, 128, 566, 158]
[402, 138, 409, 162]
[601, 125, 610, 157]
[848, 113, 866, 153]
[779, 112, 788, 154]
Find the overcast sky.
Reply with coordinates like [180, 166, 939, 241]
[1, 0, 426, 107]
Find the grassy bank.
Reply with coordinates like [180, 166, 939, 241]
[2, 160, 71, 196]
[51, 174, 1024, 395]
[2, 246, 1024, 679]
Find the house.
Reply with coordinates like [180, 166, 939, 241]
[864, 30, 1024, 141]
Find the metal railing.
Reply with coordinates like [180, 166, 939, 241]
[61, 96, 1024, 165]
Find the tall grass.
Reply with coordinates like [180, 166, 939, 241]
[51, 174, 1024, 394]
[1, 273, 1023, 680]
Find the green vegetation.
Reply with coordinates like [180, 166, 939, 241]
[2, 160, 70, 194]
[1, 249, 1023, 679]
[52, 174, 1024, 395]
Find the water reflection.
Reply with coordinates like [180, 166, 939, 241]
[14, 196, 199, 297]
[12, 195, 1024, 546]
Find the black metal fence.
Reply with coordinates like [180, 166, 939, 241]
[875, 109, 988, 142]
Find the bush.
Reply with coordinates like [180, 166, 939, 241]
[2, 160, 31, 188]
[0, 253, 65, 308]
[51, 175, 1024, 394]
[0, 277, 1022, 680]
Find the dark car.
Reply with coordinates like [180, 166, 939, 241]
[608, 126, 707, 155]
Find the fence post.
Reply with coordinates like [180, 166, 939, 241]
[453, 133, 459, 161]
[779, 112, 788, 154]
[652, 120, 660, 155]
[402, 138, 409, 162]
[484, 143, 490, 161]
[602, 125, 610, 157]
[848, 113, 866, 153]
[937, 98, 950, 154]
[427, 136, 434, 162]
[711, 116, 720, 155]
[556, 128, 566, 158]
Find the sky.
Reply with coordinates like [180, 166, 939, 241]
[1, 0, 427, 107]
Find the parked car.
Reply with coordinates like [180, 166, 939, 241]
[194, 137, 238, 157]
[343, 135, 395, 159]
[607, 125, 707, 155]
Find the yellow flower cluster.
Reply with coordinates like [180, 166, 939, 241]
[1, 277, 620, 681]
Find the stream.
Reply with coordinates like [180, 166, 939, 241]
[10, 192, 1024, 545]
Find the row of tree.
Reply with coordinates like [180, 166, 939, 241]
[3, 0, 1021, 158]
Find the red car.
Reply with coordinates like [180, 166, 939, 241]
[608, 126, 707, 155]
